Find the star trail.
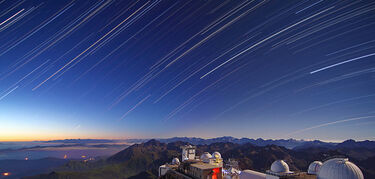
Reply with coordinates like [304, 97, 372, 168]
[0, 0, 374, 141]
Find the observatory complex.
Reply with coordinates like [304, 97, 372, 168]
[158, 145, 364, 179]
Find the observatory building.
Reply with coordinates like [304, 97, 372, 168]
[239, 170, 266, 179]
[181, 145, 196, 161]
[158, 145, 364, 179]
[267, 160, 292, 174]
[307, 161, 322, 175]
[159, 145, 223, 179]
[238, 158, 363, 179]
[317, 158, 364, 179]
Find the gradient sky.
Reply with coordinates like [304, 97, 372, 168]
[0, 0, 374, 141]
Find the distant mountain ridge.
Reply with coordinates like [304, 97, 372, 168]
[122, 136, 375, 150]
[42, 137, 375, 150]
[27, 139, 375, 179]
[294, 139, 375, 150]
[158, 136, 313, 149]
[120, 136, 317, 148]
[336, 139, 375, 149]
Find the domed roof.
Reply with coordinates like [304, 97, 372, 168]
[239, 170, 266, 179]
[317, 158, 363, 179]
[200, 152, 212, 160]
[270, 160, 290, 173]
[212, 151, 221, 159]
[172, 158, 180, 165]
[308, 161, 322, 174]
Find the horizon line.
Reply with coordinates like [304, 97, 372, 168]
[1, 136, 373, 143]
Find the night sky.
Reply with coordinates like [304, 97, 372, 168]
[0, 0, 374, 141]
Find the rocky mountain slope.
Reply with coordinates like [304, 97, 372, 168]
[26, 139, 375, 179]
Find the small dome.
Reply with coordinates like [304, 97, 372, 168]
[172, 158, 180, 165]
[200, 152, 212, 160]
[308, 161, 322, 174]
[270, 160, 290, 173]
[317, 158, 363, 179]
[212, 151, 221, 159]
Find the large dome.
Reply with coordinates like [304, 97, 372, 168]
[308, 161, 323, 174]
[317, 158, 363, 179]
[200, 152, 212, 160]
[270, 160, 290, 173]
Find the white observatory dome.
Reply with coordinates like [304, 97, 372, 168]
[270, 160, 290, 173]
[317, 158, 364, 179]
[200, 152, 212, 160]
[308, 161, 322, 174]
[172, 157, 180, 165]
[239, 170, 266, 179]
[212, 151, 222, 159]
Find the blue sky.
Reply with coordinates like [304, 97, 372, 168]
[0, 0, 374, 141]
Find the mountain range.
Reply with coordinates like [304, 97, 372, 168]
[43, 136, 375, 150]
[26, 138, 375, 179]
[122, 136, 375, 150]
[41, 136, 375, 150]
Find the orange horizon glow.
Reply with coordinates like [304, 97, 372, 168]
[0, 137, 124, 142]
[0, 135, 137, 142]
[0, 125, 140, 142]
[0, 135, 353, 143]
